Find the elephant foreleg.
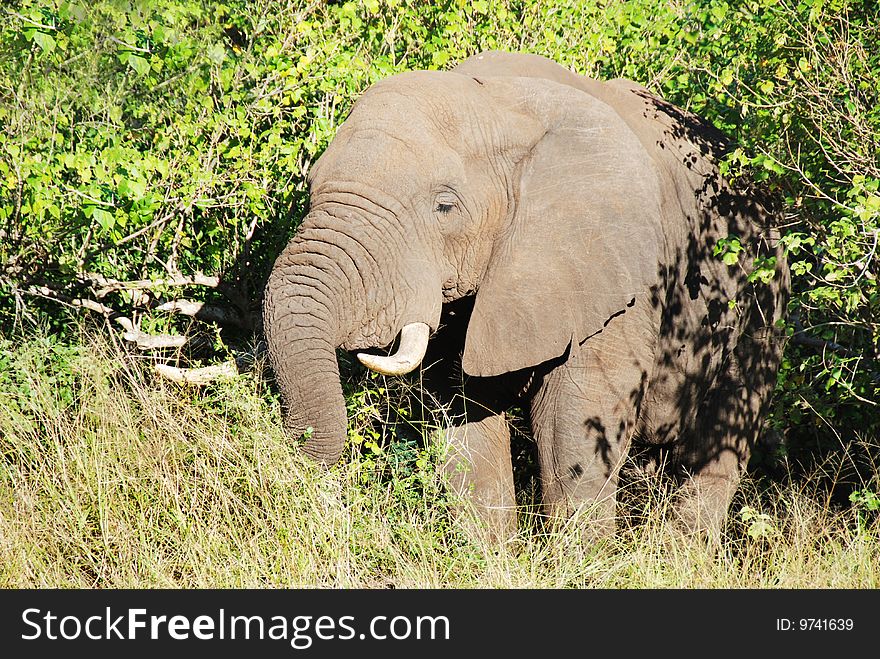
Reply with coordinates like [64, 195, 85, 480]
[442, 411, 517, 542]
[530, 331, 652, 535]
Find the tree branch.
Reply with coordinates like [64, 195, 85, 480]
[155, 361, 239, 385]
[82, 272, 221, 298]
[21, 284, 190, 350]
[790, 315, 851, 355]
[155, 299, 250, 328]
[122, 330, 188, 350]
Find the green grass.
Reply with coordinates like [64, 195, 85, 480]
[1, 334, 878, 588]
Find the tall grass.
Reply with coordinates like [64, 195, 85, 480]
[1, 334, 877, 588]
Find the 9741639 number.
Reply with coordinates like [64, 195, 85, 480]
[776, 618, 854, 631]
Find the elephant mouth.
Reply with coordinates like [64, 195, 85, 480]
[353, 284, 468, 376]
[442, 282, 474, 301]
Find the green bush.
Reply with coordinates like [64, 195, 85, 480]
[1, 0, 877, 486]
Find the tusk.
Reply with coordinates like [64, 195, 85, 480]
[357, 322, 430, 376]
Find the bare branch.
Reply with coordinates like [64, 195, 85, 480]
[789, 331, 851, 355]
[20, 283, 136, 332]
[155, 299, 249, 327]
[155, 361, 238, 385]
[83, 272, 221, 298]
[62, 184, 115, 207]
[122, 330, 188, 350]
[21, 283, 195, 351]
[155, 299, 205, 315]
[790, 314, 851, 355]
[28, 285, 111, 315]
[107, 36, 151, 54]
[114, 209, 176, 246]
[5, 9, 57, 31]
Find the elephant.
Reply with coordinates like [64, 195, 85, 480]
[263, 51, 789, 540]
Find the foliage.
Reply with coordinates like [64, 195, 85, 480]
[739, 505, 779, 540]
[0, 0, 877, 493]
[849, 487, 880, 533]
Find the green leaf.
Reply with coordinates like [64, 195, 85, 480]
[127, 54, 150, 76]
[761, 156, 785, 174]
[118, 178, 146, 200]
[747, 519, 774, 540]
[92, 208, 115, 231]
[32, 31, 56, 53]
[431, 51, 450, 68]
[722, 252, 740, 266]
[207, 43, 227, 65]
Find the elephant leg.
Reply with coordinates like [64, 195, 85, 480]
[673, 327, 783, 538]
[442, 409, 517, 541]
[672, 380, 751, 539]
[673, 449, 743, 540]
[530, 329, 652, 535]
[418, 298, 520, 542]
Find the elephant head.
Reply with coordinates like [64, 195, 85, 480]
[263, 55, 663, 464]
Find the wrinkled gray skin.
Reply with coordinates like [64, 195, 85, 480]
[263, 51, 789, 539]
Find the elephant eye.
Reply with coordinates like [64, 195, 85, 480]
[434, 190, 460, 218]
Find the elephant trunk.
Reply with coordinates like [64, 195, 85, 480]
[275, 339, 347, 465]
[263, 242, 351, 465]
[264, 202, 443, 464]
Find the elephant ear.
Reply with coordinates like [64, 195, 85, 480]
[462, 79, 664, 377]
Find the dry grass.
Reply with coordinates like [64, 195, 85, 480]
[1, 334, 878, 588]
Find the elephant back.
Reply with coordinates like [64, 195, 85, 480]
[600, 79, 789, 445]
